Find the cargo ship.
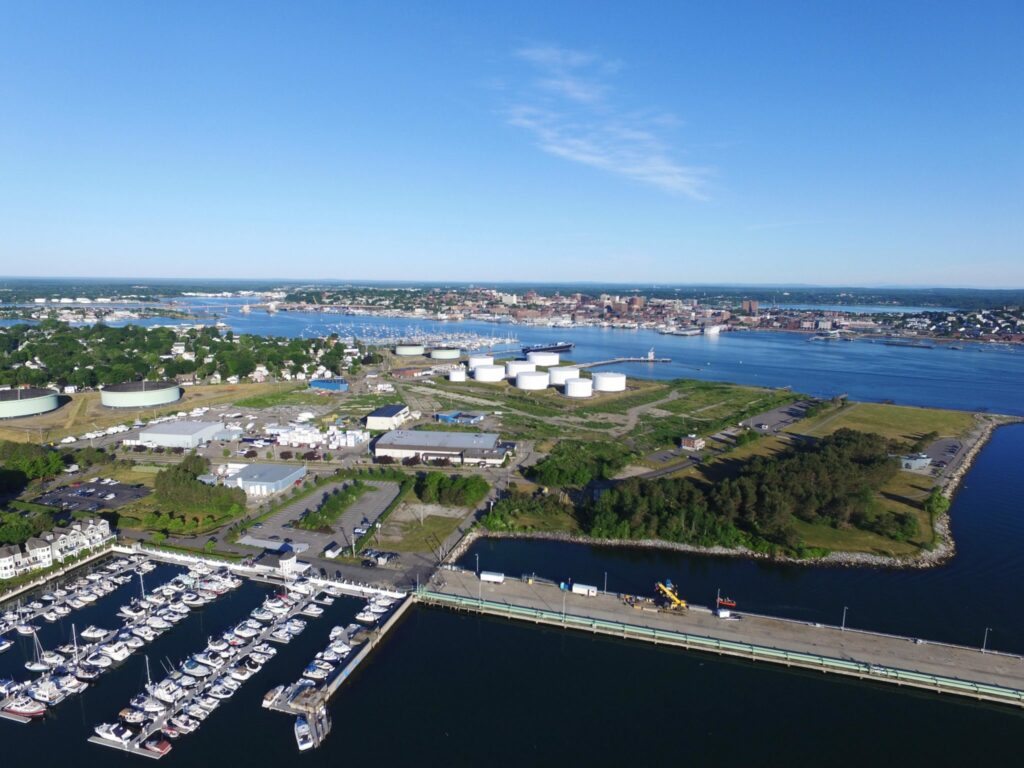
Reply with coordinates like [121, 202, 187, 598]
[522, 341, 574, 354]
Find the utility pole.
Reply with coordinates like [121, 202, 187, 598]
[603, 571, 608, 594]
[983, 627, 992, 653]
[841, 606, 848, 631]
[475, 553, 479, 576]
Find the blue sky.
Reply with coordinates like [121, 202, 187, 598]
[1, 2, 1021, 286]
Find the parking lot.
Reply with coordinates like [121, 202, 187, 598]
[241, 480, 400, 558]
[35, 479, 151, 513]
[740, 401, 814, 433]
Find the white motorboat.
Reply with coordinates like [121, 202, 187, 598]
[269, 628, 292, 644]
[302, 604, 324, 618]
[27, 678, 69, 705]
[129, 693, 167, 714]
[42, 611, 60, 623]
[262, 685, 285, 709]
[3, 695, 46, 718]
[253, 642, 277, 657]
[94, 722, 134, 745]
[84, 652, 113, 668]
[355, 610, 378, 624]
[0, 636, 12, 654]
[0, 678, 24, 696]
[130, 625, 156, 642]
[80, 625, 109, 641]
[227, 665, 253, 682]
[207, 683, 234, 700]
[295, 715, 314, 751]
[233, 624, 258, 640]
[250, 608, 274, 623]
[53, 605, 71, 617]
[182, 659, 213, 678]
[148, 678, 184, 705]
[15, 624, 38, 636]
[99, 641, 132, 662]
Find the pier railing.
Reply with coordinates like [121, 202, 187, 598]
[416, 589, 1024, 709]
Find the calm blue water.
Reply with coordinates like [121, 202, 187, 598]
[148, 298, 1024, 416]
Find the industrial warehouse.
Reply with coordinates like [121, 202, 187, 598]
[201, 463, 307, 497]
[373, 430, 513, 466]
[132, 420, 228, 449]
[365, 403, 412, 430]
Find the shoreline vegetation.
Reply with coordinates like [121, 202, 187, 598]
[462, 417, 1018, 570]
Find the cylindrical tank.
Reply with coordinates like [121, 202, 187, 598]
[100, 380, 182, 409]
[526, 351, 560, 367]
[505, 360, 536, 379]
[548, 366, 580, 387]
[0, 387, 60, 419]
[394, 344, 425, 356]
[592, 371, 627, 392]
[515, 371, 550, 391]
[473, 364, 505, 383]
[448, 369, 467, 382]
[467, 355, 493, 371]
[430, 347, 461, 360]
[564, 378, 593, 398]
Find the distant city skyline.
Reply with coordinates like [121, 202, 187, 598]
[1, 2, 1021, 286]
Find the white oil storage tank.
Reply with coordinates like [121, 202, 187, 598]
[592, 371, 627, 392]
[515, 371, 550, 391]
[526, 350, 560, 367]
[448, 369, 467, 382]
[548, 366, 580, 387]
[473, 364, 505, 383]
[430, 347, 461, 360]
[395, 344, 426, 356]
[564, 378, 593, 398]
[467, 355, 493, 371]
[505, 360, 536, 379]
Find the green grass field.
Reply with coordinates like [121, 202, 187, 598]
[789, 401, 975, 442]
[383, 515, 464, 552]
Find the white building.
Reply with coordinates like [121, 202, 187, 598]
[0, 518, 113, 580]
[133, 420, 225, 449]
[373, 430, 512, 466]
[365, 404, 411, 431]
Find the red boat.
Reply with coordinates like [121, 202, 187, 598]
[717, 597, 737, 609]
[144, 736, 173, 756]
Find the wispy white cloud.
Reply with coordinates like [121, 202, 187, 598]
[506, 44, 708, 198]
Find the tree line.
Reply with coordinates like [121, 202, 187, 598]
[586, 429, 910, 549]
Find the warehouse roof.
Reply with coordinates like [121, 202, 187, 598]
[368, 403, 409, 418]
[234, 463, 306, 484]
[376, 430, 501, 451]
[140, 420, 223, 436]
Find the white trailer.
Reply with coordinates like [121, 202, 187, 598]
[571, 583, 598, 597]
[479, 571, 505, 584]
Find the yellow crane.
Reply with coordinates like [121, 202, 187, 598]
[656, 580, 687, 610]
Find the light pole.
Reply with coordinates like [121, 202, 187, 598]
[475, 553, 479, 576]
[603, 571, 608, 594]
[983, 627, 992, 653]
[562, 591, 567, 623]
[841, 606, 848, 631]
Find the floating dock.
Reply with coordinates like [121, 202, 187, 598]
[263, 595, 413, 748]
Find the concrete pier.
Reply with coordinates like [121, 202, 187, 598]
[420, 569, 1024, 708]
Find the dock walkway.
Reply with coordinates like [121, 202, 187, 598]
[420, 570, 1024, 708]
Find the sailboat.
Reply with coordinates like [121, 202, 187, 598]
[25, 631, 50, 672]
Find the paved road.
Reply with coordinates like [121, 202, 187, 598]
[432, 570, 1024, 692]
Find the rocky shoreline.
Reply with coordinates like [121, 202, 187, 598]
[450, 417, 1019, 571]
